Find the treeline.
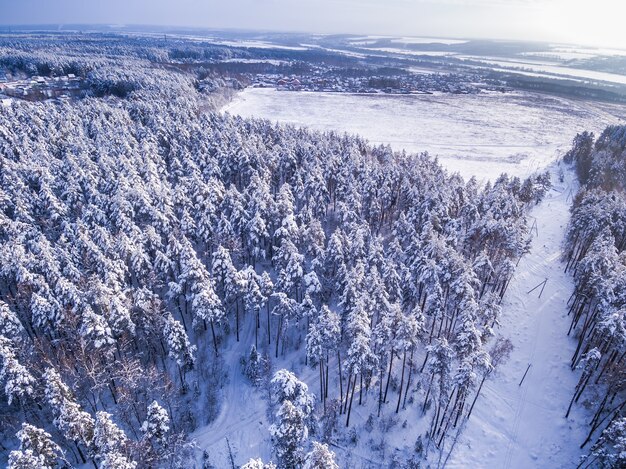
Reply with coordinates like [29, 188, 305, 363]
[563, 126, 626, 468]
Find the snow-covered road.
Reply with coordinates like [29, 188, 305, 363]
[447, 164, 588, 468]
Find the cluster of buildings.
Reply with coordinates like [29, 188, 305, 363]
[0, 73, 85, 105]
[252, 71, 508, 95]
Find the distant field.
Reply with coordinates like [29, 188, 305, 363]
[224, 88, 623, 182]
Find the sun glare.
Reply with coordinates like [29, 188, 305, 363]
[538, 0, 626, 48]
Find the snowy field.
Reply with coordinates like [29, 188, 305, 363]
[223, 88, 622, 182]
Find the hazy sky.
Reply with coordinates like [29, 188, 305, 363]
[2, 0, 626, 48]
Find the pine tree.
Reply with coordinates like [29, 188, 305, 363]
[94, 411, 130, 456]
[246, 209, 269, 265]
[8, 423, 63, 469]
[0, 301, 23, 339]
[589, 417, 626, 468]
[80, 307, 115, 349]
[269, 400, 308, 469]
[163, 313, 196, 371]
[43, 368, 95, 460]
[141, 400, 170, 445]
[243, 345, 267, 387]
[271, 293, 300, 358]
[244, 268, 266, 348]
[271, 369, 315, 420]
[345, 297, 377, 426]
[302, 441, 339, 469]
[191, 278, 224, 355]
[260, 271, 274, 345]
[8, 449, 48, 469]
[0, 336, 36, 404]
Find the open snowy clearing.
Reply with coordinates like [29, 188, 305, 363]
[223, 88, 622, 182]
[447, 164, 588, 469]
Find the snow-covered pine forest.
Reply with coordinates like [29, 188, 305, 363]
[562, 126, 626, 468]
[0, 35, 554, 468]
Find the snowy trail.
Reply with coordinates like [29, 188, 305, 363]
[192, 314, 270, 464]
[447, 164, 589, 469]
[191, 316, 322, 465]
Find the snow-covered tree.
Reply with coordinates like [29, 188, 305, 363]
[271, 369, 314, 419]
[163, 313, 196, 369]
[43, 368, 95, 451]
[270, 400, 308, 469]
[302, 441, 339, 469]
[80, 307, 115, 350]
[0, 301, 24, 339]
[100, 451, 138, 469]
[8, 423, 63, 469]
[141, 400, 170, 444]
[94, 411, 130, 456]
[0, 336, 36, 404]
[191, 278, 224, 354]
[241, 458, 277, 469]
[589, 417, 626, 468]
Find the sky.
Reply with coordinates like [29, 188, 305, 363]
[1, 0, 626, 49]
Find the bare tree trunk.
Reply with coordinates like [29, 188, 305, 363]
[275, 316, 282, 358]
[319, 359, 326, 411]
[396, 350, 407, 413]
[423, 373, 434, 414]
[210, 320, 219, 356]
[267, 302, 271, 345]
[346, 373, 357, 427]
[338, 350, 343, 410]
[325, 352, 330, 400]
[255, 310, 259, 349]
[402, 347, 414, 410]
[236, 301, 240, 342]
[378, 365, 384, 417]
[467, 373, 488, 420]
[384, 349, 394, 403]
[359, 373, 363, 405]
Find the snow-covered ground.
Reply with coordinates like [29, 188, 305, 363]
[192, 318, 273, 466]
[223, 88, 622, 182]
[447, 164, 588, 469]
[193, 164, 592, 469]
[212, 90, 625, 467]
[458, 56, 626, 86]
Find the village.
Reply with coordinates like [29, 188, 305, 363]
[249, 69, 509, 95]
[0, 71, 85, 105]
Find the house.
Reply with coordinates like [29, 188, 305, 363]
[288, 78, 302, 90]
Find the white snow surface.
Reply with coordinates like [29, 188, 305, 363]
[368, 48, 457, 57]
[203, 89, 626, 468]
[459, 56, 626, 86]
[223, 88, 622, 183]
[447, 165, 588, 469]
[389, 37, 468, 45]
[192, 319, 273, 465]
[193, 164, 593, 468]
